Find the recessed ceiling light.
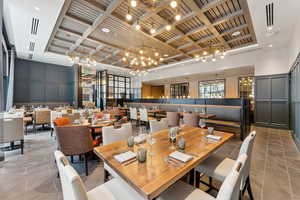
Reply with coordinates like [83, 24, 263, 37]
[130, 0, 137, 7]
[34, 6, 39, 11]
[170, 1, 177, 8]
[232, 31, 241, 37]
[166, 25, 172, 31]
[101, 28, 110, 33]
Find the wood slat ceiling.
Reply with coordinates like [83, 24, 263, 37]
[46, 0, 256, 68]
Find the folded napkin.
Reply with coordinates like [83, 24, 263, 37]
[114, 151, 136, 163]
[134, 134, 147, 144]
[169, 151, 193, 163]
[206, 135, 222, 141]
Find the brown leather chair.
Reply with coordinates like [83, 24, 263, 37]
[167, 112, 180, 127]
[183, 113, 200, 127]
[55, 125, 94, 176]
[34, 110, 51, 133]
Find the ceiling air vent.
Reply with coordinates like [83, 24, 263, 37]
[28, 53, 33, 60]
[266, 3, 274, 28]
[31, 18, 39, 35]
[29, 42, 35, 51]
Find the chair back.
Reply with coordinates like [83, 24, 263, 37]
[166, 112, 180, 127]
[139, 108, 148, 122]
[129, 107, 138, 120]
[182, 113, 199, 127]
[217, 154, 247, 200]
[149, 118, 168, 133]
[54, 151, 70, 200]
[62, 165, 89, 200]
[102, 123, 133, 145]
[35, 110, 51, 124]
[54, 117, 71, 127]
[238, 131, 256, 188]
[55, 125, 94, 156]
[3, 118, 24, 142]
[103, 113, 111, 120]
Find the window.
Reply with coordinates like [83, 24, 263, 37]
[198, 80, 225, 98]
[239, 77, 254, 99]
[170, 83, 189, 98]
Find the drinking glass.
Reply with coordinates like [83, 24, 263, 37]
[169, 131, 176, 150]
[147, 132, 156, 156]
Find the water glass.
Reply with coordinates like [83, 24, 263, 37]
[127, 136, 134, 147]
[137, 148, 147, 163]
[208, 127, 214, 135]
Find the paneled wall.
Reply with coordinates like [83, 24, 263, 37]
[291, 54, 300, 148]
[255, 74, 289, 129]
[14, 59, 75, 104]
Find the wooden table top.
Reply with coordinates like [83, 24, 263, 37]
[94, 126, 233, 200]
[73, 119, 116, 128]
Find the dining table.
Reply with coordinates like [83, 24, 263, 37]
[77, 119, 117, 139]
[94, 126, 233, 200]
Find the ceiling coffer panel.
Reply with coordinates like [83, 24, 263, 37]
[60, 18, 88, 35]
[46, 0, 257, 68]
[68, 0, 103, 24]
[203, 0, 242, 22]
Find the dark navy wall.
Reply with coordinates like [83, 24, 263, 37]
[14, 59, 75, 103]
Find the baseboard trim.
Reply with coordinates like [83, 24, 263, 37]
[292, 133, 300, 151]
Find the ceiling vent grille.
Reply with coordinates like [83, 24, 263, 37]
[266, 3, 274, 27]
[28, 53, 33, 59]
[31, 18, 39, 35]
[29, 42, 35, 51]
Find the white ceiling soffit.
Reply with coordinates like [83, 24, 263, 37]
[2, 0, 126, 71]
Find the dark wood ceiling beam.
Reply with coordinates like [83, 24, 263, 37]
[212, 9, 244, 26]
[220, 24, 248, 36]
[200, 0, 229, 12]
[64, 13, 93, 27]
[239, 0, 257, 44]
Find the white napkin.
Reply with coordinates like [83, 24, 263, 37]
[169, 151, 193, 163]
[206, 135, 222, 141]
[114, 151, 136, 163]
[134, 134, 147, 144]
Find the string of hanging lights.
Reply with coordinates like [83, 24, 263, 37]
[126, 0, 182, 34]
[67, 53, 97, 67]
[193, 42, 227, 63]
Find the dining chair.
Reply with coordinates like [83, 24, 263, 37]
[158, 154, 247, 200]
[129, 107, 138, 120]
[55, 125, 94, 176]
[166, 112, 180, 127]
[149, 118, 168, 133]
[102, 123, 133, 181]
[195, 131, 256, 200]
[183, 112, 199, 127]
[54, 150, 70, 200]
[34, 109, 51, 133]
[59, 155, 144, 200]
[3, 118, 24, 154]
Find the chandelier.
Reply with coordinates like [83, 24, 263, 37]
[123, 45, 164, 76]
[67, 53, 97, 67]
[194, 43, 227, 63]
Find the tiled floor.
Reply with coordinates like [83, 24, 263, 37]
[0, 126, 299, 200]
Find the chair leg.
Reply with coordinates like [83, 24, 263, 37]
[84, 153, 89, 176]
[71, 155, 74, 163]
[209, 177, 213, 189]
[195, 171, 201, 188]
[104, 169, 110, 182]
[20, 140, 24, 154]
[51, 128, 53, 137]
[247, 177, 254, 200]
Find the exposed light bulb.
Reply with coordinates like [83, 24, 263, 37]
[135, 24, 141, 30]
[122, 57, 127, 61]
[155, 52, 159, 56]
[202, 58, 206, 63]
[130, 0, 137, 7]
[125, 52, 129, 57]
[175, 14, 181, 21]
[139, 50, 144, 54]
[166, 25, 172, 31]
[126, 13, 132, 21]
[203, 51, 208, 56]
[215, 49, 220, 54]
[150, 28, 156, 34]
[212, 58, 216, 62]
[220, 55, 225, 59]
[170, 1, 177, 8]
[159, 58, 164, 61]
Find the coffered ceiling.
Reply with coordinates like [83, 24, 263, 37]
[46, 0, 257, 69]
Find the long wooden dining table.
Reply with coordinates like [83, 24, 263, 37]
[94, 126, 233, 200]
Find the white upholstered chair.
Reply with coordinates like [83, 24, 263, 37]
[158, 154, 248, 200]
[102, 123, 133, 181]
[149, 118, 168, 133]
[195, 131, 256, 199]
[139, 108, 148, 122]
[55, 151, 143, 200]
[3, 117, 24, 154]
[129, 107, 138, 121]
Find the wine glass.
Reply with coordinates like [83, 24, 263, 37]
[147, 132, 156, 156]
[169, 130, 176, 150]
